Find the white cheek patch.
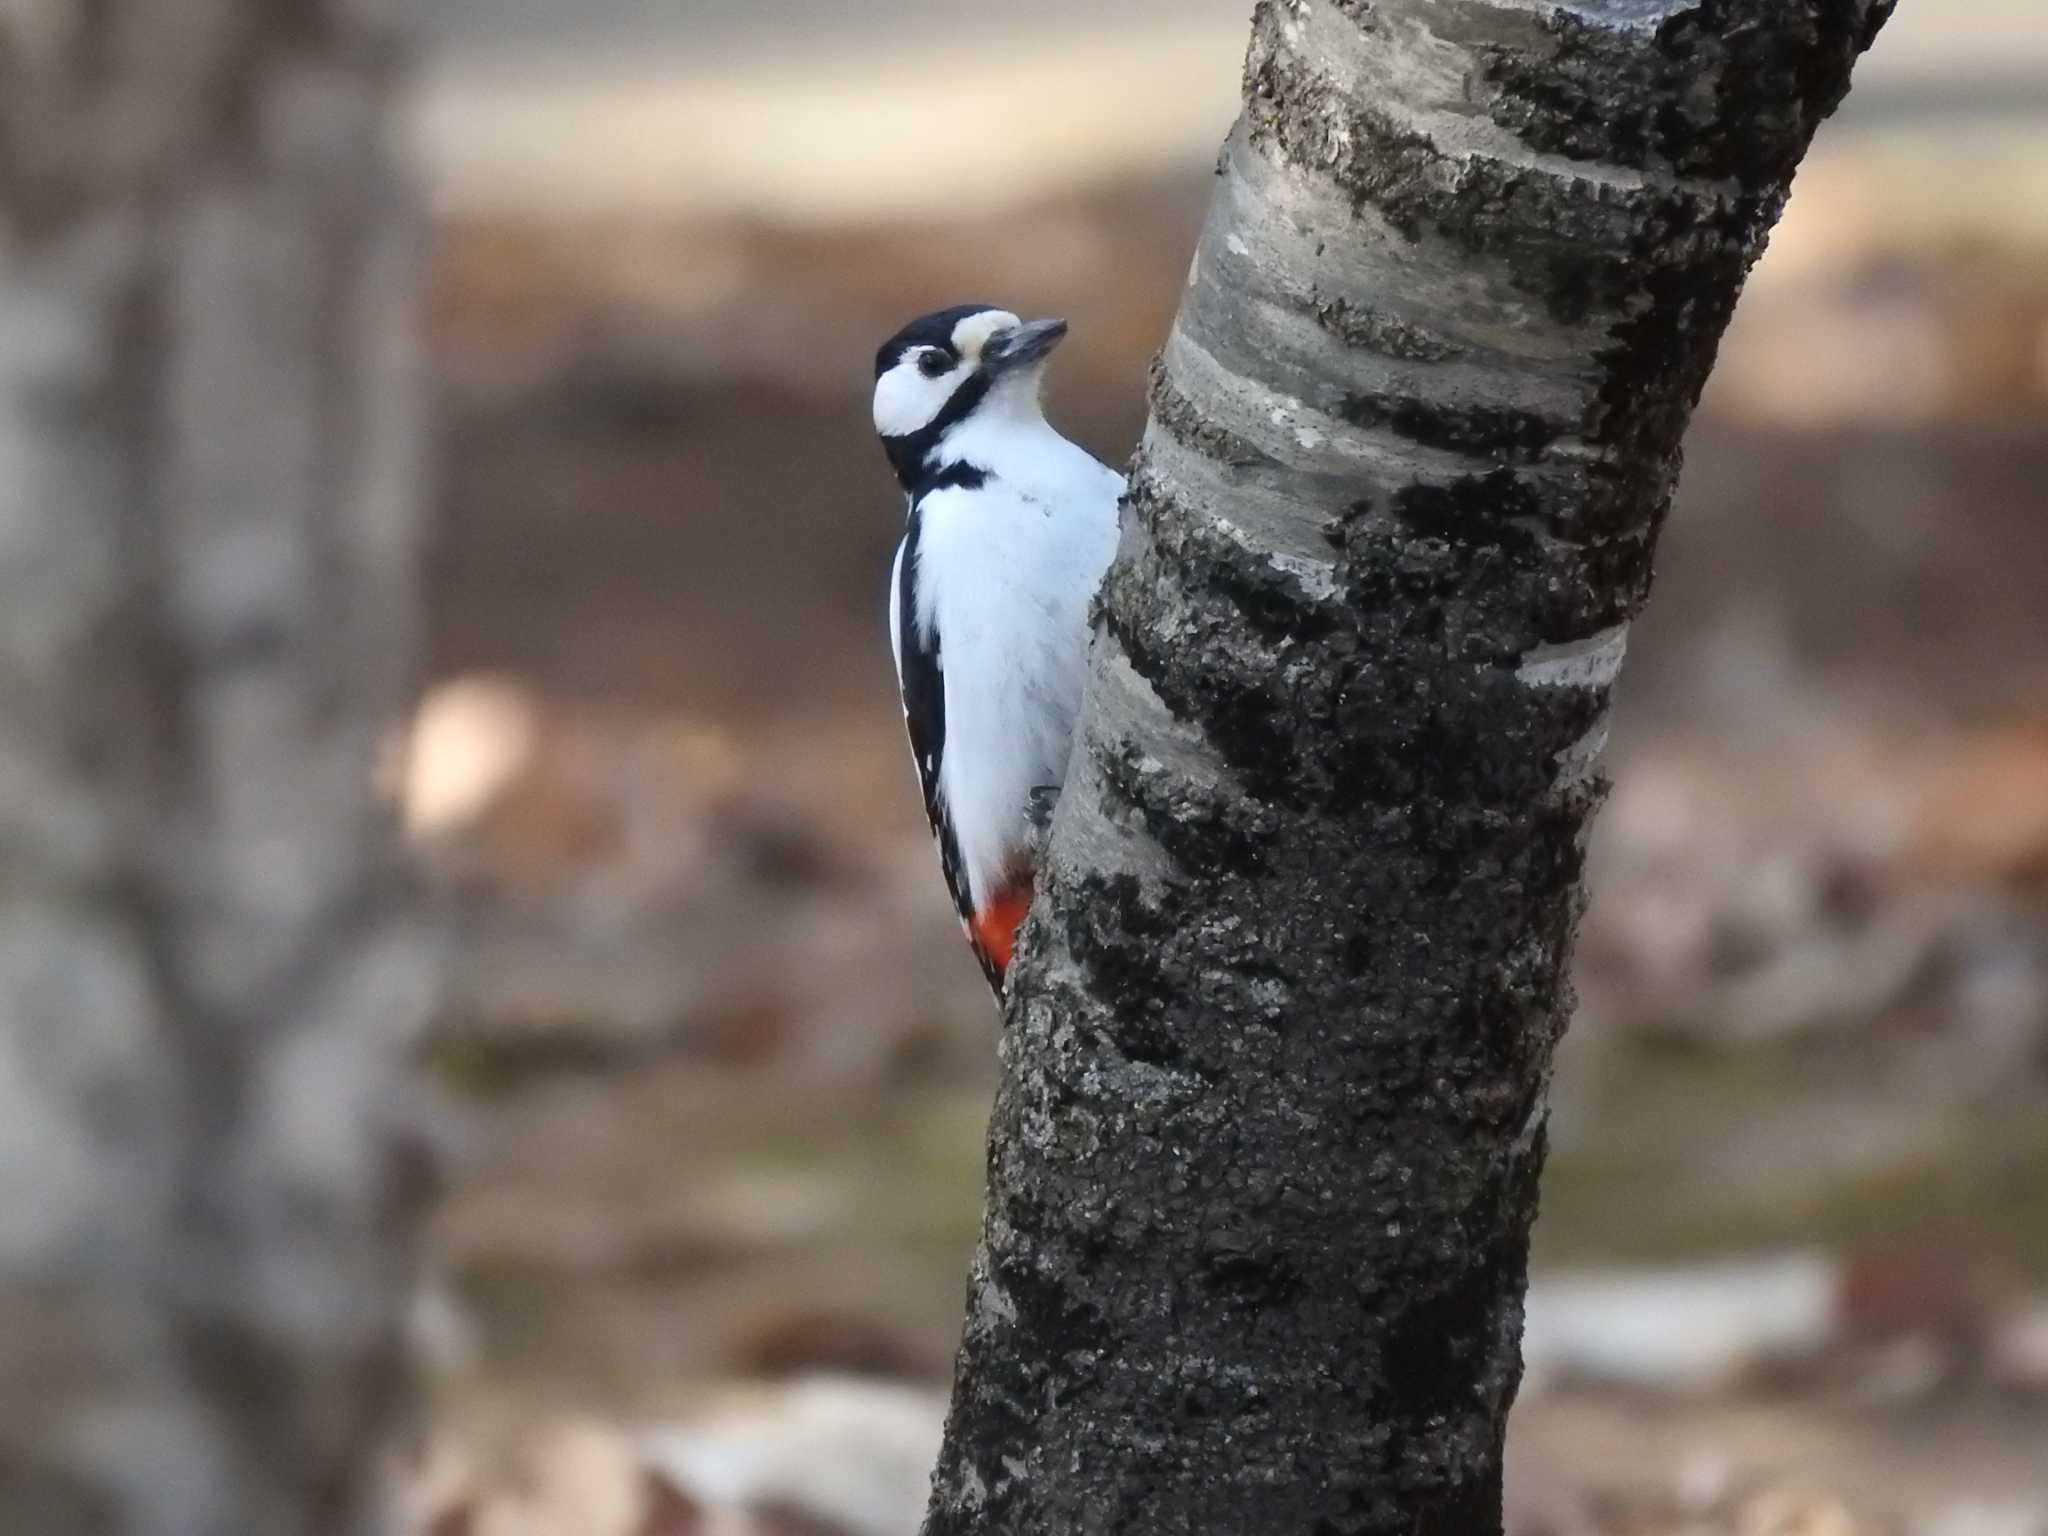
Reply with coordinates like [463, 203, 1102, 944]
[951, 310, 1021, 367]
[873, 359, 962, 438]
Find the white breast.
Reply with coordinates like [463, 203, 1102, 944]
[907, 417, 1122, 912]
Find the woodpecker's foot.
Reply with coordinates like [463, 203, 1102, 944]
[1025, 783, 1060, 838]
[1022, 786, 1060, 866]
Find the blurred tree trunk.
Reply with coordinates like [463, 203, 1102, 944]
[927, 1, 1891, 1531]
[0, 3, 434, 1534]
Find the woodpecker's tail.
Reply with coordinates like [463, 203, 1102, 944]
[968, 876, 1034, 998]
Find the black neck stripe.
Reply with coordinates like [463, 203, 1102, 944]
[881, 367, 995, 490]
[913, 461, 990, 499]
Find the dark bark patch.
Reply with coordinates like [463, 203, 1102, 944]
[1096, 738, 1272, 879]
[1105, 596, 1296, 804]
[1382, 1270, 1494, 1421]
[1129, 474, 1337, 646]
[1110, 487, 1626, 817]
[1148, 357, 1272, 469]
[1339, 391, 1565, 463]
[1201, 1228, 1304, 1312]
[1342, 488, 1659, 647]
[1060, 871, 1187, 1025]
[1390, 471, 1546, 548]
[1481, 0, 1890, 182]
[1310, 294, 1461, 362]
[1245, 63, 1435, 243]
[1589, 209, 1760, 465]
[1245, 11, 1774, 333]
[1412, 1477, 1508, 1536]
[952, 1254, 1112, 1488]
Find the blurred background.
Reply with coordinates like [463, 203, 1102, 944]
[384, 4, 2048, 1533]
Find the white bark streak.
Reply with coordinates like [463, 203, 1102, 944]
[1516, 624, 1630, 690]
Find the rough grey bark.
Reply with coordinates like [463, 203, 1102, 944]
[927, 2, 1892, 1531]
[0, 3, 434, 1533]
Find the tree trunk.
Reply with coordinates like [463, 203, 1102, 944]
[926, 1, 1892, 1530]
[0, 4, 433, 1533]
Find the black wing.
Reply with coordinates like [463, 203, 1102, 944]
[895, 509, 968, 916]
[895, 507, 1002, 994]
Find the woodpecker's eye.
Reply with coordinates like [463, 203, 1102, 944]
[917, 349, 951, 379]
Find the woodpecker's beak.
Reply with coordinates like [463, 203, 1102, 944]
[983, 317, 1068, 375]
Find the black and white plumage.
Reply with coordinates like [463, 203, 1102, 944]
[875, 305, 1123, 995]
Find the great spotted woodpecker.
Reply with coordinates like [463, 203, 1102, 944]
[875, 305, 1123, 997]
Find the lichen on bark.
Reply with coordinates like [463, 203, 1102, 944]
[924, 1, 1894, 1531]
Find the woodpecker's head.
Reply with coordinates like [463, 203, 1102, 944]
[872, 304, 1068, 489]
